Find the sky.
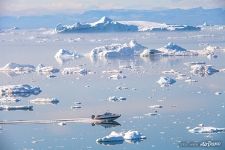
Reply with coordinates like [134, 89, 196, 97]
[0, 0, 225, 16]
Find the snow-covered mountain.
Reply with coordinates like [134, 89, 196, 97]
[55, 17, 200, 33]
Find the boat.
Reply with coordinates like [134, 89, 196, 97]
[91, 112, 121, 122]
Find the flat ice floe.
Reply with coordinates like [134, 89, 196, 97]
[36, 64, 60, 75]
[30, 98, 59, 105]
[190, 64, 219, 77]
[0, 84, 41, 97]
[0, 97, 21, 104]
[0, 105, 33, 111]
[108, 96, 126, 102]
[96, 130, 146, 145]
[157, 76, 176, 87]
[62, 67, 88, 76]
[55, 49, 82, 64]
[188, 125, 225, 134]
[89, 40, 147, 58]
[0, 62, 35, 75]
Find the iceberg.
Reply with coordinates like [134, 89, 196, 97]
[149, 105, 163, 109]
[30, 98, 59, 105]
[96, 130, 146, 145]
[0, 97, 21, 104]
[0, 62, 35, 75]
[157, 76, 176, 87]
[0, 84, 41, 97]
[62, 67, 88, 76]
[189, 125, 225, 134]
[55, 16, 138, 33]
[108, 96, 126, 102]
[0, 105, 33, 111]
[190, 64, 219, 77]
[55, 49, 82, 64]
[55, 17, 200, 33]
[36, 64, 60, 75]
[90, 40, 147, 58]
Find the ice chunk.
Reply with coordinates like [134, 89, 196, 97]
[184, 62, 206, 66]
[189, 125, 225, 134]
[0, 84, 41, 97]
[36, 64, 59, 75]
[149, 105, 163, 109]
[30, 98, 59, 105]
[89, 40, 147, 58]
[102, 70, 122, 74]
[96, 130, 146, 144]
[0, 62, 35, 75]
[190, 64, 219, 77]
[62, 67, 88, 76]
[71, 105, 82, 109]
[0, 97, 21, 104]
[108, 74, 126, 80]
[123, 130, 146, 140]
[58, 122, 66, 126]
[0, 105, 33, 111]
[108, 96, 126, 102]
[157, 76, 176, 87]
[55, 49, 82, 64]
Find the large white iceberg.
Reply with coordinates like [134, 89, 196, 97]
[55, 17, 200, 33]
[0, 62, 35, 75]
[55, 16, 138, 33]
[89, 40, 147, 58]
[96, 130, 146, 145]
[55, 49, 82, 64]
[0, 84, 41, 97]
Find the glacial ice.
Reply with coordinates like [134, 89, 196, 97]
[62, 67, 88, 76]
[108, 96, 126, 102]
[157, 76, 176, 87]
[36, 64, 60, 75]
[0, 105, 33, 111]
[0, 62, 35, 75]
[0, 84, 41, 97]
[96, 130, 146, 144]
[30, 98, 59, 105]
[89, 40, 147, 58]
[108, 74, 126, 80]
[189, 125, 225, 134]
[190, 64, 219, 77]
[55, 49, 82, 64]
[0, 97, 21, 104]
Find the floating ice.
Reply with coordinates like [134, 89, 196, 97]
[157, 76, 176, 87]
[184, 62, 206, 66]
[62, 67, 88, 76]
[189, 125, 225, 134]
[55, 16, 138, 33]
[58, 122, 66, 126]
[190, 64, 219, 77]
[140, 49, 161, 57]
[108, 96, 126, 102]
[0, 105, 33, 111]
[0, 97, 21, 104]
[0, 62, 35, 75]
[30, 98, 59, 105]
[184, 79, 198, 83]
[149, 105, 163, 109]
[36, 64, 59, 75]
[214, 92, 222, 95]
[108, 74, 126, 80]
[89, 40, 147, 58]
[55, 49, 82, 64]
[96, 130, 146, 144]
[71, 106, 82, 109]
[102, 70, 122, 74]
[0, 84, 41, 97]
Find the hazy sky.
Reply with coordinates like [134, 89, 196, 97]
[1, 0, 225, 15]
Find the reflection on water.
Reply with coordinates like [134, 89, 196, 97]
[91, 121, 121, 129]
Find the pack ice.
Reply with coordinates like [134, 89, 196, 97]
[89, 40, 147, 58]
[0, 84, 41, 97]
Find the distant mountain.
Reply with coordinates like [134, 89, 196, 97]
[0, 7, 225, 29]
